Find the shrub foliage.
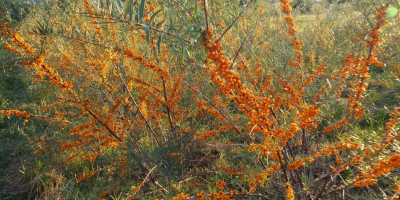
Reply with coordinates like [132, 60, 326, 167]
[1, 0, 400, 199]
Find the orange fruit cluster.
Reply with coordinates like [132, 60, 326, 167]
[280, 0, 292, 14]
[0, 110, 32, 118]
[305, 157, 314, 163]
[82, 152, 104, 163]
[304, 65, 325, 86]
[208, 190, 239, 200]
[171, 193, 190, 200]
[337, 141, 360, 151]
[189, 182, 203, 188]
[287, 159, 305, 171]
[59, 141, 83, 152]
[4, 43, 18, 55]
[1, 23, 34, 54]
[280, 0, 304, 68]
[248, 163, 280, 192]
[323, 118, 348, 133]
[97, 191, 109, 200]
[353, 154, 400, 187]
[285, 182, 295, 200]
[65, 150, 83, 163]
[216, 180, 226, 190]
[123, 49, 170, 78]
[77, 168, 103, 182]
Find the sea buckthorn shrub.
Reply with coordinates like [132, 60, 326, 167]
[1, 0, 400, 199]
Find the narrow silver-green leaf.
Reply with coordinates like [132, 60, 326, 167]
[99, 0, 104, 9]
[157, 33, 163, 54]
[175, 34, 185, 64]
[124, 1, 130, 19]
[195, 42, 206, 60]
[155, 18, 166, 29]
[168, 10, 173, 30]
[139, 0, 145, 20]
[112, 0, 122, 14]
[234, 22, 239, 31]
[181, 42, 185, 64]
[145, 25, 150, 43]
[129, 0, 134, 21]
[149, 9, 163, 24]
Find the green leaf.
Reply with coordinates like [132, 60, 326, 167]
[155, 18, 166, 29]
[175, 34, 185, 64]
[139, 0, 145, 20]
[145, 25, 150, 43]
[194, 2, 199, 15]
[168, 10, 173, 30]
[113, 0, 123, 14]
[234, 22, 239, 31]
[99, 0, 104, 9]
[189, 38, 195, 59]
[129, 0, 134, 21]
[157, 33, 163, 54]
[149, 8, 163, 24]
[195, 42, 206, 60]
[181, 42, 185, 64]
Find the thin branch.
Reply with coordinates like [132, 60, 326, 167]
[229, 34, 248, 70]
[277, 150, 290, 183]
[204, 0, 209, 34]
[172, 0, 199, 25]
[39, 65, 125, 143]
[68, 13, 192, 44]
[134, 23, 191, 43]
[177, 79, 250, 144]
[315, 176, 333, 199]
[217, 0, 254, 42]
[129, 165, 158, 198]
[117, 72, 161, 147]
[97, 15, 192, 44]
[29, 32, 114, 49]
[86, 109, 123, 142]
[161, 76, 175, 135]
